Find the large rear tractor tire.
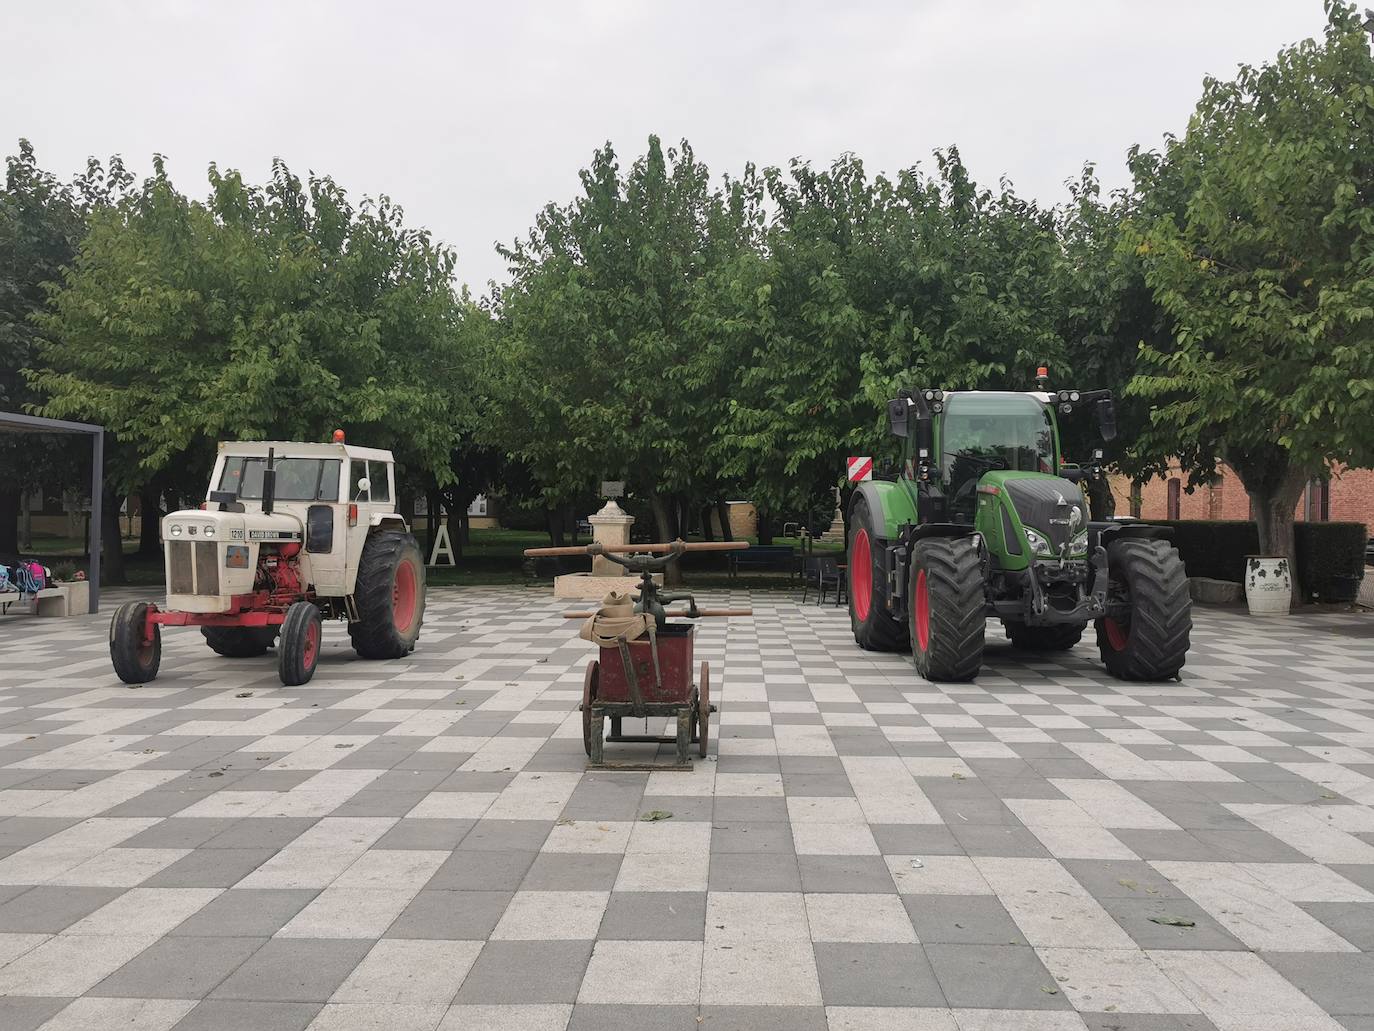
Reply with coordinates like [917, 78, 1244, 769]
[349, 529, 426, 660]
[202, 626, 276, 658]
[1095, 539, 1192, 680]
[848, 496, 908, 651]
[110, 601, 161, 684]
[279, 601, 323, 686]
[1004, 621, 1085, 652]
[909, 537, 986, 682]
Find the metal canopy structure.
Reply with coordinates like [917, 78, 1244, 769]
[0, 411, 104, 614]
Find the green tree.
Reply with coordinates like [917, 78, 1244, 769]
[0, 141, 130, 557]
[489, 137, 746, 567]
[31, 158, 478, 579]
[1126, 1, 1374, 597]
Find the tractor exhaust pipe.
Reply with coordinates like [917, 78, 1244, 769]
[262, 448, 277, 516]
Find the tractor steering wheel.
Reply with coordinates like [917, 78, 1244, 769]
[945, 452, 1008, 510]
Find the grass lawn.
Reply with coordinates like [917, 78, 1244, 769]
[28, 527, 841, 590]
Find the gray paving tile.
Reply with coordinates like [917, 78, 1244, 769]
[453, 941, 593, 1003]
[523, 853, 624, 891]
[0, 997, 70, 1031]
[0, 885, 124, 932]
[568, 1004, 700, 1031]
[427, 849, 537, 890]
[925, 942, 1068, 1009]
[169, 999, 321, 1031]
[95, 934, 266, 998]
[599, 892, 706, 940]
[798, 856, 896, 893]
[144, 847, 276, 888]
[902, 893, 1024, 944]
[1263, 952, 1374, 1016]
[1097, 895, 1247, 950]
[171, 889, 319, 937]
[209, 938, 372, 1002]
[708, 853, 802, 892]
[385, 889, 513, 940]
[812, 942, 944, 1006]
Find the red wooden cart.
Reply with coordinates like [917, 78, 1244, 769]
[525, 539, 750, 770]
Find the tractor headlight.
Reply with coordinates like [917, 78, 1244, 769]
[1071, 529, 1089, 555]
[1023, 527, 1054, 557]
[169, 524, 183, 537]
[203, 525, 216, 539]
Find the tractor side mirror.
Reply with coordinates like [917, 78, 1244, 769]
[1096, 398, 1118, 442]
[887, 399, 909, 437]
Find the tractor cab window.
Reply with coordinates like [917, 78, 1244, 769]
[350, 461, 391, 503]
[940, 394, 1055, 518]
[220, 457, 342, 502]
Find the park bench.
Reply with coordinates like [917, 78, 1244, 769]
[0, 584, 70, 617]
[727, 544, 799, 580]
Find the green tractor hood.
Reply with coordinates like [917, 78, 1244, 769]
[975, 470, 1090, 571]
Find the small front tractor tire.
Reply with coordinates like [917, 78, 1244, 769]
[1095, 539, 1192, 681]
[110, 601, 160, 684]
[1004, 621, 1085, 652]
[848, 496, 908, 651]
[909, 537, 986, 682]
[202, 626, 276, 658]
[349, 529, 426, 659]
[279, 601, 323, 686]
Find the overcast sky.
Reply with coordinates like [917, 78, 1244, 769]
[6, 0, 1327, 294]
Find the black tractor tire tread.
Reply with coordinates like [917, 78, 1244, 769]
[912, 537, 986, 682]
[279, 601, 322, 686]
[1005, 621, 1085, 652]
[202, 626, 276, 658]
[110, 601, 161, 684]
[348, 529, 426, 660]
[848, 496, 908, 652]
[1095, 539, 1192, 680]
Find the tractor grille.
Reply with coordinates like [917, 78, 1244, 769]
[1002, 477, 1087, 554]
[167, 540, 220, 596]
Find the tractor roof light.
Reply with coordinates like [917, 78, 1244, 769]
[169, 524, 182, 537]
[1069, 390, 1080, 402]
[931, 401, 944, 413]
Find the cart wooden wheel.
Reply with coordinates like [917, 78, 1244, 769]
[582, 660, 599, 758]
[697, 661, 710, 757]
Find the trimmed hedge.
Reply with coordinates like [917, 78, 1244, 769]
[1147, 519, 1366, 601]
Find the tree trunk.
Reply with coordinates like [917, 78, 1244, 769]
[1227, 445, 1309, 606]
[399, 487, 416, 529]
[757, 508, 775, 546]
[648, 494, 683, 586]
[424, 489, 441, 554]
[545, 508, 565, 547]
[0, 487, 18, 555]
[102, 485, 126, 585]
[700, 504, 715, 542]
[137, 481, 162, 557]
[1085, 475, 1115, 519]
[446, 499, 464, 559]
[1129, 477, 1144, 519]
[715, 500, 733, 542]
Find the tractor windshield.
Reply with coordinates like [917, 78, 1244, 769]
[940, 393, 1055, 512]
[219, 457, 342, 502]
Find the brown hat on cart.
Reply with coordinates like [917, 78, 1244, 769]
[579, 591, 654, 646]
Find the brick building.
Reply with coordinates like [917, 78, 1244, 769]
[1108, 461, 1374, 531]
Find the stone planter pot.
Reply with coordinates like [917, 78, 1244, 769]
[1244, 556, 1290, 616]
[64, 579, 90, 616]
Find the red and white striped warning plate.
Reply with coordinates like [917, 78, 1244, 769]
[847, 456, 873, 482]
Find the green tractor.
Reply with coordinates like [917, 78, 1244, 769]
[848, 375, 1191, 682]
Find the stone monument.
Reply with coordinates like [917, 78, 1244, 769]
[552, 482, 663, 600]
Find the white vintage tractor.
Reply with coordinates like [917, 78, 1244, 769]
[109, 432, 426, 686]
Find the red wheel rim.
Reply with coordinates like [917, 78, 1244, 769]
[914, 569, 930, 651]
[393, 560, 417, 633]
[303, 618, 319, 668]
[1103, 616, 1128, 651]
[852, 529, 872, 621]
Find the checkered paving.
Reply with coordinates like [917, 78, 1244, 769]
[0, 587, 1373, 1031]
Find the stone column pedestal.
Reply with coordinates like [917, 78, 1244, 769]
[588, 500, 635, 577]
